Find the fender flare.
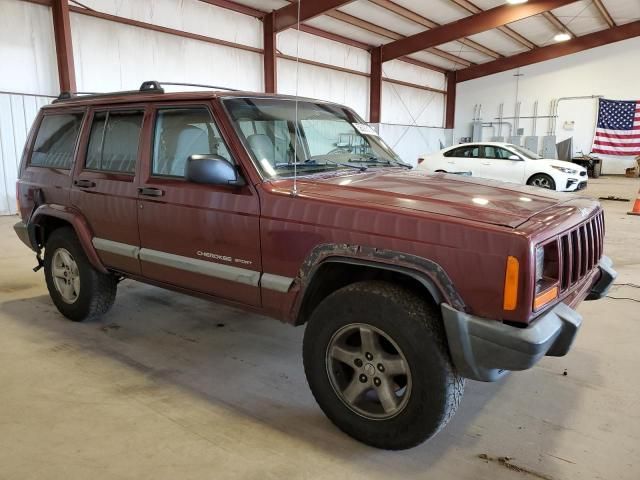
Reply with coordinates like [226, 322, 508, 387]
[291, 243, 466, 322]
[30, 204, 108, 274]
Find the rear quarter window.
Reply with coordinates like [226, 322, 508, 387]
[30, 113, 84, 169]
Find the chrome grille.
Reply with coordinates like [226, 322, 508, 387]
[559, 211, 604, 292]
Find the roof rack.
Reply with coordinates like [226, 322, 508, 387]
[52, 80, 237, 103]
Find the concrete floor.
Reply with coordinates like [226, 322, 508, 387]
[1, 177, 639, 480]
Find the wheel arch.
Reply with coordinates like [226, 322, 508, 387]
[30, 204, 107, 273]
[526, 171, 558, 190]
[292, 245, 465, 326]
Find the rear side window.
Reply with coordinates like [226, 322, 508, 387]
[86, 111, 143, 173]
[30, 113, 84, 169]
[445, 146, 480, 158]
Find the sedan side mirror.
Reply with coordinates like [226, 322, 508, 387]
[186, 155, 245, 186]
[508, 154, 521, 161]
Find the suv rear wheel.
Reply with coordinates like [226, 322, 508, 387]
[44, 227, 117, 321]
[303, 280, 464, 450]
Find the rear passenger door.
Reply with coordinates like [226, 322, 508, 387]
[445, 145, 480, 174]
[136, 103, 261, 306]
[71, 107, 147, 274]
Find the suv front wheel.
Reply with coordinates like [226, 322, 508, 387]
[44, 227, 117, 321]
[303, 280, 464, 450]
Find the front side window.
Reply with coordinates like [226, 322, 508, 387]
[509, 145, 540, 159]
[223, 98, 407, 178]
[483, 146, 512, 160]
[30, 113, 84, 169]
[86, 110, 143, 173]
[152, 107, 233, 177]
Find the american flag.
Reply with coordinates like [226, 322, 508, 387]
[591, 99, 640, 156]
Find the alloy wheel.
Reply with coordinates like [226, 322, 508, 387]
[325, 323, 412, 420]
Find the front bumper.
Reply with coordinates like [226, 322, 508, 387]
[442, 255, 616, 382]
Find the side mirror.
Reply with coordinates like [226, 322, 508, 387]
[508, 154, 521, 161]
[185, 155, 245, 186]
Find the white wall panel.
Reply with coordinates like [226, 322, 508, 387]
[383, 59, 446, 91]
[375, 124, 446, 166]
[277, 58, 369, 120]
[455, 36, 640, 174]
[0, 0, 58, 95]
[76, 0, 262, 48]
[277, 29, 370, 74]
[381, 82, 445, 127]
[0, 93, 53, 215]
[70, 13, 263, 93]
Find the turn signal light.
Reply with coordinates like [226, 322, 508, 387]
[503, 256, 519, 311]
[534, 286, 559, 310]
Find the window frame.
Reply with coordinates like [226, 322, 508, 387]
[149, 104, 237, 181]
[28, 110, 86, 171]
[82, 107, 145, 176]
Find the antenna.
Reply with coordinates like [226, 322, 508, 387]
[291, 0, 302, 197]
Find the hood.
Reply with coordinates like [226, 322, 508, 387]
[279, 170, 577, 228]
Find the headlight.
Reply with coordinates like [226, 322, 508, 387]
[551, 165, 577, 175]
[534, 242, 560, 310]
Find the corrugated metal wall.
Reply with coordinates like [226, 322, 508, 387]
[0, 92, 53, 215]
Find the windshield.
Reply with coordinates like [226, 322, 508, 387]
[509, 145, 542, 160]
[223, 97, 408, 178]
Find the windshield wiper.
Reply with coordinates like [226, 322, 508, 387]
[304, 158, 368, 172]
[355, 156, 412, 169]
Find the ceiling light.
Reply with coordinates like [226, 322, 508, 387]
[507, 0, 528, 4]
[554, 32, 571, 42]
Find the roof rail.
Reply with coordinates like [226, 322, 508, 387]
[51, 80, 237, 104]
[52, 81, 165, 103]
[155, 81, 239, 92]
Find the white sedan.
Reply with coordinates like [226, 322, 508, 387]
[416, 142, 588, 192]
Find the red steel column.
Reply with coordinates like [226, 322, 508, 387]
[445, 71, 456, 129]
[52, 0, 77, 92]
[369, 46, 382, 123]
[264, 12, 277, 93]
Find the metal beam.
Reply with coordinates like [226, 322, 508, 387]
[52, 0, 76, 92]
[198, 0, 265, 18]
[541, 11, 576, 38]
[370, 0, 501, 59]
[69, 6, 262, 54]
[445, 71, 457, 129]
[382, 0, 575, 62]
[448, 0, 537, 49]
[264, 12, 277, 93]
[273, 0, 355, 32]
[325, 10, 473, 67]
[456, 20, 640, 82]
[592, 0, 616, 28]
[370, 47, 382, 123]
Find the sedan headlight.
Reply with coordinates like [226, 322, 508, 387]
[551, 165, 577, 175]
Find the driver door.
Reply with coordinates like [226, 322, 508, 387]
[481, 146, 525, 184]
[136, 103, 261, 306]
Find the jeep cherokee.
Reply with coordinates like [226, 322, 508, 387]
[14, 81, 616, 450]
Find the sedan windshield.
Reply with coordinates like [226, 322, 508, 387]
[223, 97, 409, 178]
[509, 145, 542, 160]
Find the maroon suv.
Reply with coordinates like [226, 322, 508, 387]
[14, 81, 616, 450]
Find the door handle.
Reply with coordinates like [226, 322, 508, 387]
[447, 161, 455, 164]
[138, 187, 165, 197]
[74, 179, 96, 188]
[481, 162, 492, 165]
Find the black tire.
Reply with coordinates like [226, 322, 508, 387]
[527, 173, 556, 190]
[44, 227, 117, 322]
[303, 281, 464, 450]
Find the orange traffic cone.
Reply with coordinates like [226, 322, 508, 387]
[629, 186, 640, 216]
